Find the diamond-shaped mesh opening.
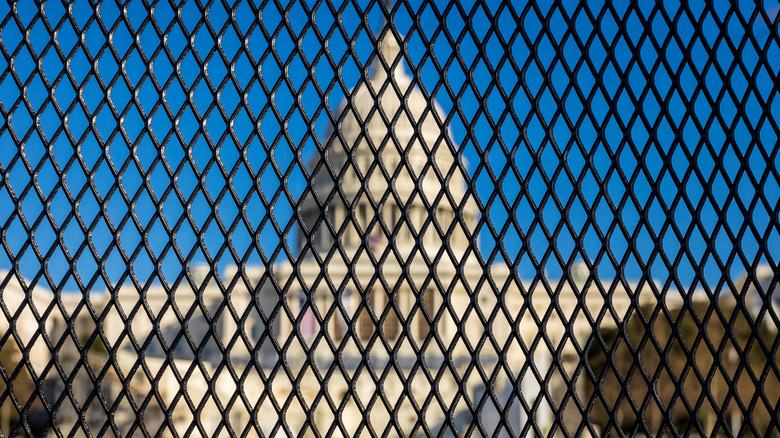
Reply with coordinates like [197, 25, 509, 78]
[1, 0, 779, 436]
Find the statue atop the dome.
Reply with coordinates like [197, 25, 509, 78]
[373, 25, 407, 82]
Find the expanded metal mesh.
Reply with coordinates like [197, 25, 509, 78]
[1, 0, 779, 436]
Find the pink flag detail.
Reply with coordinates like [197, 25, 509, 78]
[300, 293, 317, 339]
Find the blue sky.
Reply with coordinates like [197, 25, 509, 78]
[0, 0, 779, 295]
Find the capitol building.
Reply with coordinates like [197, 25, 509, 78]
[1, 25, 677, 438]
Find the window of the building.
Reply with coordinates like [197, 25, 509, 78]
[358, 289, 375, 341]
[401, 207, 410, 243]
[389, 205, 398, 239]
[333, 205, 344, 247]
[358, 204, 367, 230]
[418, 289, 435, 340]
[383, 293, 399, 340]
[332, 311, 342, 340]
[319, 206, 329, 249]
[333, 288, 353, 341]
[346, 207, 357, 247]
[425, 209, 434, 246]
[415, 207, 423, 243]
[358, 289, 400, 341]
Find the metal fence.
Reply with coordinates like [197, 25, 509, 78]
[1, 0, 779, 436]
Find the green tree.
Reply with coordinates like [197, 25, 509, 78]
[0, 334, 35, 436]
[587, 300, 780, 437]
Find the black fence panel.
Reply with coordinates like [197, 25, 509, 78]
[1, 1, 779, 437]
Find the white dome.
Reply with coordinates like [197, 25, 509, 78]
[300, 26, 478, 258]
[319, 29, 457, 182]
[736, 265, 779, 325]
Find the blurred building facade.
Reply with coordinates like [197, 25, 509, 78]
[0, 26, 696, 438]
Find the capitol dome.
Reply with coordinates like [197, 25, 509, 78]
[737, 265, 779, 327]
[323, 30, 456, 175]
[301, 25, 477, 257]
